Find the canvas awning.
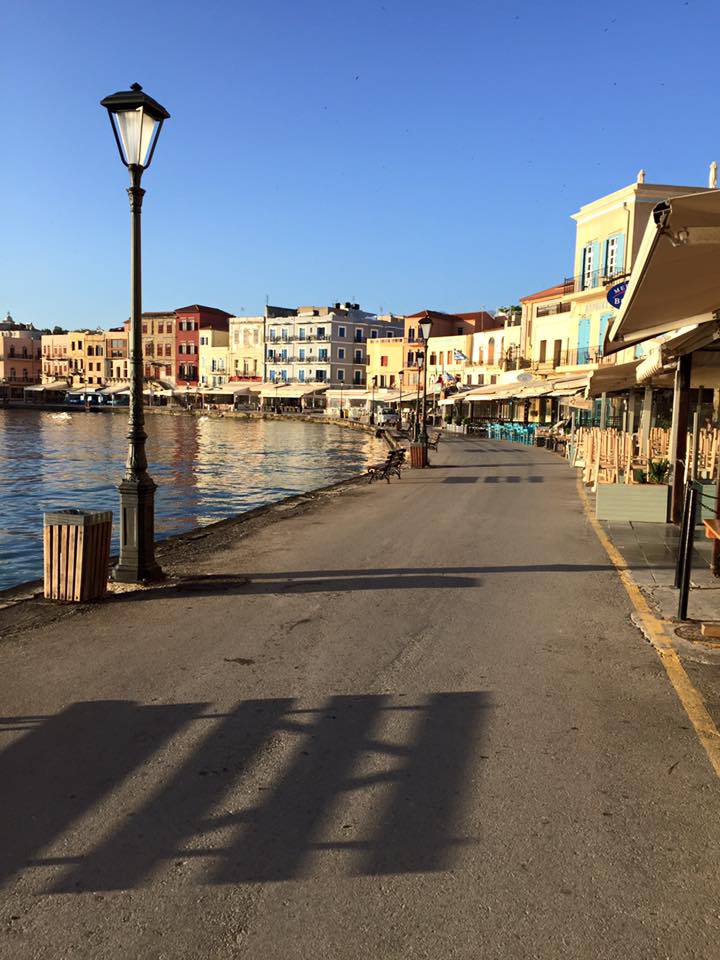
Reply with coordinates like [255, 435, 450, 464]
[605, 188, 720, 353]
[586, 360, 641, 397]
[199, 383, 251, 395]
[259, 383, 329, 399]
[22, 383, 47, 392]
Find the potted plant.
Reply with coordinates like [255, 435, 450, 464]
[595, 457, 671, 522]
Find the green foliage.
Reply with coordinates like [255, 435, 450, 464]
[647, 459, 670, 484]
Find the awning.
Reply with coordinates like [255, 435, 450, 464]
[605, 188, 720, 353]
[199, 383, 251, 395]
[586, 360, 641, 397]
[22, 383, 47, 392]
[464, 385, 519, 403]
[259, 383, 329, 399]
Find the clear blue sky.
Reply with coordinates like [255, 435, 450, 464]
[3, 0, 718, 330]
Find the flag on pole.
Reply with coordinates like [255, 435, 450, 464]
[453, 350, 467, 361]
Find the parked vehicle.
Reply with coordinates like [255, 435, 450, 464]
[375, 408, 399, 426]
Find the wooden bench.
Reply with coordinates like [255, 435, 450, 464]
[427, 431, 442, 451]
[368, 448, 406, 483]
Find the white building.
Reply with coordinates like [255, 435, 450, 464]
[265, 303, 403, 387]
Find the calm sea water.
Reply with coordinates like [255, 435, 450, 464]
[0, 410, 387, 592]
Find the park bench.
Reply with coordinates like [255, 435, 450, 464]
[367, 447, 406, 483]
[427, 430, 442, 451]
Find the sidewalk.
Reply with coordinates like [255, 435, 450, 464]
[601, 515, 720, 622]
[2, 436, 720, 960]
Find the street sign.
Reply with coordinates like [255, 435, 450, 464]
[607, 281, 628, 309]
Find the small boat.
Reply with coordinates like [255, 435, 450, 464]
[50, 412, 72, 422]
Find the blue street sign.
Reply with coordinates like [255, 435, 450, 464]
[607, 281, 628, 309]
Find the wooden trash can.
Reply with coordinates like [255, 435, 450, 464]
[43, 509, 112, 602]
[409, 443, 428, 469]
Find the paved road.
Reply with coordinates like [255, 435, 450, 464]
[2, 436, 719, 959]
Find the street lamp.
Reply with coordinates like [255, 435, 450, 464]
[101, 83, 170, 583]
[398, 370, 404, 429]
[419, 318, 433, 447]
[370, 375, 377, 425]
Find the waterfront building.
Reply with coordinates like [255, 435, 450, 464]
[105, 327, 128, 382]
[265, 303, 403, 387]
[0, 313, 42, 399]
[521, 174, 712, 378]
[41, 333, 71, 384]
[81, 331, 106, 386]
[140, 312, 176, 383]
[199, 327, 230, 387]
[174, 305, 232, 388]
[228, 314, 266, 381]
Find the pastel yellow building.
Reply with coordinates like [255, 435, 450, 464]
[523, 176, 712, 376]
[366, 337, 405, 390]
[199, 328, 230, 387]
[228, 315, 265, 381]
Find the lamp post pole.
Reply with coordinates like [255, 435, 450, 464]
[414, 360, 422, 442]
[370, 376, 377, 425]
[101, 83, 169, 584]
[418, 319, 433, 450]
[398, 370, 404, 429]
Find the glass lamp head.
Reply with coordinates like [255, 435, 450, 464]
[100, 83, 170, 170]
[419, 319, 433, 341]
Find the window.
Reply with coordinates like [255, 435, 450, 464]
[299, 369, 305, 382]
[355, 350, 363, 363]
[389, 375, 396, 387]
[166, 321, 173, 334]
[355, 329, 363, 342]
[354, 370, 362, 384]
[478, 373, 485, 386]
[316, 369, 326, 382]
[200, 336, 208, 346]
[429, 353, 437, 365]
[380, 375, 386, 387]
[299, 328, 306, 340]
[157, 323, 164, 334]
[299, 348, 306, 361]
[408, 327, 416, 342]
[319, 348, 328, 361]
[487, 338, 495, 365]
[380, 355, 388, 366]
[477, 346, 484, 365]
[604, 234, 622, 277]
[582, 242, 596, 290]
[490, 375, 497, 384]
[165, 344, 172, 356]
[438, 352, 444, 365]
[408, 351, 414, 365]
[282, 328, 289, 341]
[338, 348, 345, 359]
[270, 370, 276, 382]
[538, 340, 547, 363]
[339, 326, 346, 337]
[337, 369, 345, 382]
[142, 324, 147, 334]
[553, 339, 562, 367]
[371, 330, 378, 339]
[317, 327, 326, 339]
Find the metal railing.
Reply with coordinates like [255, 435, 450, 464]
[532, 347, 617, 369]
[561, 268, 627, 294]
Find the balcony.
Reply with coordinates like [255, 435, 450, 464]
[532, 347, 617, 370]
[561, 268, 627, 295]
[536, 301, 571, 318]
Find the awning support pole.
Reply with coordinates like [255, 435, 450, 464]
[599, 392, 608, 429]
[627, 391, 636, 434]
[670, 353, 692, 523]
[641, 386, 653, 459]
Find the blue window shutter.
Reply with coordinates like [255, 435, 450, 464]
[591, 240, 600, 287]
[616, 232, 626, 273]
[577, 317, 591, 363]
[598, 313, 611, 355]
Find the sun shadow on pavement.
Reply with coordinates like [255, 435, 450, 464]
[0, 693, 490, 891]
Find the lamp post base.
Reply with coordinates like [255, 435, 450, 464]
[112, 476, 163, 584]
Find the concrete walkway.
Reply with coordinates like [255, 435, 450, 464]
[2, 436, 720, 959]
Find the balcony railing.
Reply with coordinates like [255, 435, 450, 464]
[533, 347, 617, 369]
[561, 268, 627, 295]
[535, 301, 572, 318]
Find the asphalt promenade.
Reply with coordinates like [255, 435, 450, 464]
[2, 435, 720, 959]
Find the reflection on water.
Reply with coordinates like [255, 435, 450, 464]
[0, 410, 387, 592]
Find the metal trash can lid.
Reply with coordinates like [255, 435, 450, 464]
[43, 509, 113, 526]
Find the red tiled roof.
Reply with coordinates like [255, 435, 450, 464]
[174, 304, 233, 317]
[519, 283, 567, 303]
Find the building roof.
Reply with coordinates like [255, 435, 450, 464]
[174, 304, 233, 317]
[519, 283, 568, 303]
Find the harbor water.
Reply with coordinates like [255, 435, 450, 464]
[0, 409, 387, 593]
